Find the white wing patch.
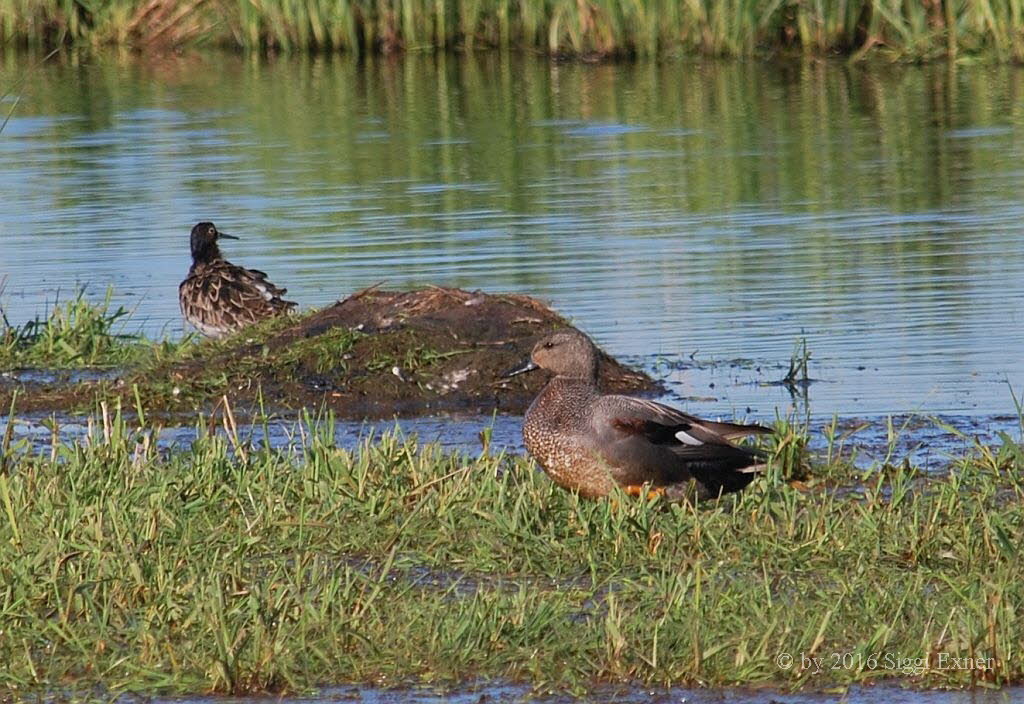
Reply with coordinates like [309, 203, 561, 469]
[675, 429, 704, 446]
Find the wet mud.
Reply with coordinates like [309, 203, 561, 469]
[0, 287, 657, 419]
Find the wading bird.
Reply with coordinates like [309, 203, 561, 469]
[179, 221, 296, 338]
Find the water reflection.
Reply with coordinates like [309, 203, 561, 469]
[1, 54, 1022, 417]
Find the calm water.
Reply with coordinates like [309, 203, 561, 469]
[0, 409, 1008, 474]
[2, 53, 1024, 419]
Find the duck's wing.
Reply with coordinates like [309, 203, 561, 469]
[593, 394, 772, 494]
[602, 395, 773, 443]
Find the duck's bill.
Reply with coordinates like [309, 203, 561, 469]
[503, 360, 539, 378]
[218, 232, 240, 240]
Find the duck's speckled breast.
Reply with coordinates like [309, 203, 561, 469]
[522, 378, 615, 498]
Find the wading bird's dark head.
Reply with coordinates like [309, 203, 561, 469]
[189, 221, 238, 262]
[506, 329, 599, 380]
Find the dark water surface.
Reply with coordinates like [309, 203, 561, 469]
[2, 54, 1024, 420]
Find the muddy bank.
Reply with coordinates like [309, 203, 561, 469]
[2, 287, 657, 418]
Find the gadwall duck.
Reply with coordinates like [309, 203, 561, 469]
[508, 329, 772, 500]
[179, 222, 296, 338]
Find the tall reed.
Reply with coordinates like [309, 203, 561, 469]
[1, 1, 1023, 60]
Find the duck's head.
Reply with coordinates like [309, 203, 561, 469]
[189, 221, 238, 262]
[506, 329, 598, 380]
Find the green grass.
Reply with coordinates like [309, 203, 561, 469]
[0, 288, 306, 381]
[1, 401, 1022, 697]
[0, 289, 166, 370]
[2, 0, 1024, 60]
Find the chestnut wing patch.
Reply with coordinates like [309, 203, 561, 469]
[612, 417, 706, 446]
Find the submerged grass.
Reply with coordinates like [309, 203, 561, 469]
[2, 0, 1024, 60]
[1, 401, 1022, 697]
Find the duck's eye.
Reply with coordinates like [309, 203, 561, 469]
[542, 341, 555, 349]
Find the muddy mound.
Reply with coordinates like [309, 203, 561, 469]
[16, 287, 656, 419]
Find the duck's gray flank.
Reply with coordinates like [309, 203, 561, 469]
[179, 221, 297, 338]
[509, 328, 772, 500]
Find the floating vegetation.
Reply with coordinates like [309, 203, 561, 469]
[1, 0, 1024, 60]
